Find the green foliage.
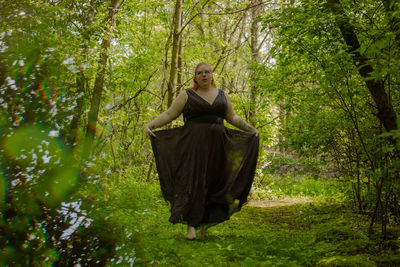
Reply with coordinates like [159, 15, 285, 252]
[0, 0, 140, 265]
[258, 0, 400, 232]
[1, 0, 399, 264]
[252, 174, 346, 201]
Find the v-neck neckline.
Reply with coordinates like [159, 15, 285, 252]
[191, 89, 220, 106]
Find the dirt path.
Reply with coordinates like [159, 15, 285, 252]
[248, 197, 312, 208]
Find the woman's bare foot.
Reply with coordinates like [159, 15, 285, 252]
[199, 226, 207, 239]
[187, 226, 196, 240]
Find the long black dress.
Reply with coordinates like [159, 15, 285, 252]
[150, 89, 259, 227]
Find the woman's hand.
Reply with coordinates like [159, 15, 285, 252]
[144, 91, 188, 139]
[251, 128, 260, 138]
[145, 124, 156, 138]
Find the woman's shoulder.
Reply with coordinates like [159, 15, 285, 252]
[217, 88, 228, 97]
[183, 89, 193, 99]
[175, 90, 189, 102]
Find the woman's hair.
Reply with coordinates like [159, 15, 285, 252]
[191, 62, 216, 90]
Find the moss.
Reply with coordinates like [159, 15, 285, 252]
[317, 255, 377, 267]
[106, 182, 399, 266]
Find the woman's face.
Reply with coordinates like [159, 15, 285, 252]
[195, 64, 213, 88]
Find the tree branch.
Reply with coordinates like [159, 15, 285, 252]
[111, 70, 157, 111]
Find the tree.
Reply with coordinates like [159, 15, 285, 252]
[259, 0, 400, 237]
[167, 0, 183, 108]
[85, 0, 124, 152]
[68, 0, 98, 146]
[327, 0, 398, 136]
[249, 0, 263, 125]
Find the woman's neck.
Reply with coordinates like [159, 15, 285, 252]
[197, 85, 213, 91]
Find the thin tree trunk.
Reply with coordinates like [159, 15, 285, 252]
[278, 100, 287, 155]
[249, 0, 262, 125]
[85, 0, 122, 153]
[68, 0, 97, 146]
[167, 0, 182, 108]
[175, 10, 184, 98]
[176, 35, 183, 96]
[229, 14, 247, 92]
[161, 32, 172, 112]
[146, 161, 153, 181]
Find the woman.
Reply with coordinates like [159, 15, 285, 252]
[145, 62, 259, 240]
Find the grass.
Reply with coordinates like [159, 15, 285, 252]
[102, 176, 400, 266]
[134, 201, 398, 266]
[251, 174, 347, 202]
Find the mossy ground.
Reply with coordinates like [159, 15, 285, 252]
[104, 179, 399, 266]
[131, 198, 399, 266]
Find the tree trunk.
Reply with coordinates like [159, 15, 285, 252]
[328, 0, 399, 235]
[85, 0, 121, 152]
[327, 0, 398, 135]
[167, 0, 182, 108]
[68, 0, 97, 146]
[161, 33, 172, 112]
[278, 100, 288, 155]
[249, 0, 262, 125]
[176, 35, 183, 97]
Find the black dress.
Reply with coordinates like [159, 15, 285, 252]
[150, 89, 259, 227]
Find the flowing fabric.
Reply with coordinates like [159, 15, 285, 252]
[150, 89, 259, 227]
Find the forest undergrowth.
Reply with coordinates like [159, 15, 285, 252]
[102, 175, 400, 266]
[2, 0, 400, 265]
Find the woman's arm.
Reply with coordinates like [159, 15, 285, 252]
[224, 92, 259, 137]
[145, 91, 188, 137]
